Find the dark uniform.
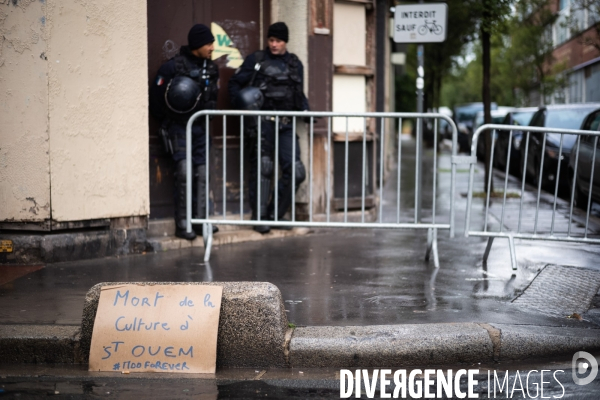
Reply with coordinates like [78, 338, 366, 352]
[150, 39, 218, 239]
[228, 47, 309, 232]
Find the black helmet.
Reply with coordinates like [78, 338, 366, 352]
[164, 76, 202, 114]
[236, 87, 264, 110]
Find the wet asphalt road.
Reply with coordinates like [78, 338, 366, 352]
[1, 141, 600, 329]
[1, 356, 599, 399]
[0, 229, 597, 328]
[1, 140, 600, 398]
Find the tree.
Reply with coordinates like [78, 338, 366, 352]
[440, 36, 516, 109]
[396, 0, 479, 113]
[508, 0, 564, 104]
[425, 0, 477, 108]
[423, 0, 480, 110]
[475, 0, 514, 192]
[440, 53, 483, 109]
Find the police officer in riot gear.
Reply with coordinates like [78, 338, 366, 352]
[150, 24, 219, 240]
[229, 22, 309, 234]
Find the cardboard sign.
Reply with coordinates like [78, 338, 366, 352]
[89, 284, 223, 374]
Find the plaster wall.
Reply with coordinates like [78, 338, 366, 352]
[332, 75, 366, 132]
[1, 0, 149, 224]
[271, 0, 309, 93]
[332, 2, 367, 133]
[333, 2, 366, 66]
[271, 0, 310, 207]
[0, 0, 51, 222]
[47, 0, 149, 221]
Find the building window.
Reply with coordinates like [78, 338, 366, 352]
[553, 3, 571, 46]
[569, 70, 584, 103]
[588, 5, 600, 29]
[586, 63, 600, 103]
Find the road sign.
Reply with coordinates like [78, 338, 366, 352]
[393, 3, 447, 43]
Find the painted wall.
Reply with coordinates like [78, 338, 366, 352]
[0, 0, 149, 224]
[271, 0, 309, 93]
[0, 0, 51, 222]
[333, 2, 366, 66]
[332, 75, 366, 132]
[332, 2, 367, 133]
[271, 0, 311, 208]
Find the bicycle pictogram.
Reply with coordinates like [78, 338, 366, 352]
[418, 20, 443, 35]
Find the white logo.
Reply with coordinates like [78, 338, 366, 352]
[572, 351, 598, 385]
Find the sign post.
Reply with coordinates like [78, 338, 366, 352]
[393, 2, 447, 222]
[393, 3, 448, 44]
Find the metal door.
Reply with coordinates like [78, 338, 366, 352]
[147, 0, 267, 219]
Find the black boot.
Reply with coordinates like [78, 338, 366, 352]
[174, 160, 197, 240]
[252, 196, 271, 234]
[193, 165, 219, 236]
[269, 160, 305, 230]
[252, 215, 271, 234]
[269, 216, 293, 230]
[252, 155, 275, 234]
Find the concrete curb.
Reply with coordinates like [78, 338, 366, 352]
[2, 321, 598, 367]
[0, 229, 150, 265]
[145, 210, 380, 253]
[490, 323, 600, 361]
[77, 282, 289, 368]
[0, 325, 80, 364]
[1, 282, 600, 367]
[288, 324, 493, 367]
[147, 227, 310, 252]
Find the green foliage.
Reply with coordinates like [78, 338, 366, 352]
[395, 72, 416, 112]
[395, 0, 479, 111]
[477, 0, 514, 35]
[508, 0, 566, 103]
[440, 54, 482, 109]
[440, 36, 515, 109]
[438, 0, 569, 108]
[396, 0, 571, 111]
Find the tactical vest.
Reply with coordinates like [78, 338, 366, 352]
[173, 52, 219, 112]
[253, 51, 304, 111]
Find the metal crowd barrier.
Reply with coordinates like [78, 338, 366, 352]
[186, 111, 458, 264]
[463, 124, 600, 270]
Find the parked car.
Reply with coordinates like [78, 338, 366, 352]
[493, 107, 537, 174]
[472, 108, 515, 160]
[422, 107, 453, 146]
[438, 106, 453, 140]
[521, 104, 600, 190]
[568, 108, 600, 209]
[454, 102, 497, 152]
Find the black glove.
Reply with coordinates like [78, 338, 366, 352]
[302, 114, 320, 124]
[159, 120, 173, 155]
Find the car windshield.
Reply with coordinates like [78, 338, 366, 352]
[511, 111, 534, 126]
[455, 104, 498, 123]
[546, 108, 595, 150]
[457, 110, 478, 122]
[546, 108, 594, 130]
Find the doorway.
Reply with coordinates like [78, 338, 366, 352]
[147, 0, 268, 219]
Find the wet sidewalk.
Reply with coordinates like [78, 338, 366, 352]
[1, 137, 600, 366]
